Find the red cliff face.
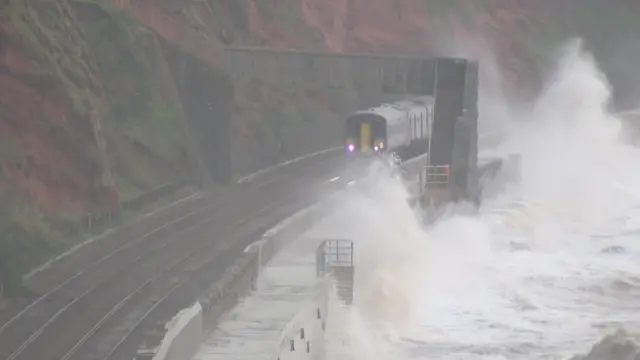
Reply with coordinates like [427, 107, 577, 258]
[293, 0, 549, 95]
[248, 0, 637, 99]
[1, 0, 638, 226]
[0, 20, 113, 215]
[235, 0, 543, 99]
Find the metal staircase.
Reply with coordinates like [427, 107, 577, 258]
[422, 164, 451, 189]
[415, 164, 452, 208]
[316, 239, 355, 306]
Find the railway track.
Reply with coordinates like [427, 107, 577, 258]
[0, 153, 344, 360]
[0, 204, 216, 359]
[70, 200, 303, 360]
[21, 150, 340, 296]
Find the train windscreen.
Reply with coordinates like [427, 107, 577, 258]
[345, 114, 386, 153]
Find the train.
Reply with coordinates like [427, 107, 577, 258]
[344, 97, 434, 161]
[342, 57, 522, 217]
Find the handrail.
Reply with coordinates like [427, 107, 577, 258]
[316, 239, 354, 277]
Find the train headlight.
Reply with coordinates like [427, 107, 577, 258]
[374, 146, 379, 151]
[347, 144, 355, 152]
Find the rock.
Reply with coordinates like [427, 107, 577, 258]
[509, 241, 531, 251]
[601, 246, 627, 254]
[572, 329, 640, 360]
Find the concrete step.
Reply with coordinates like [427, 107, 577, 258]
[329, 265, 354, 305]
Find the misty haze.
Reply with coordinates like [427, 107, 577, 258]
[1, 2, 640, 360]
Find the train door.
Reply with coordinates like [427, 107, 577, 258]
[346, 114, 386, 153]
[359, 122, 371, 152]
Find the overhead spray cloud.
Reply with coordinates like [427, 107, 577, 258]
[323, 37, 640, 360]
[501, 39, 640, 241]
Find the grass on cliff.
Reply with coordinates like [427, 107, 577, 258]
[0, 196, 139, 298]
[0, 0, 194, 296]
[0, 204, 52, 297]
[80, 2, 192, 199]
[8, 0, 192, 198]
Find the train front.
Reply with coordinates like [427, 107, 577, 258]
[342, 112, 398, 183]
[344, 112, 387, 159]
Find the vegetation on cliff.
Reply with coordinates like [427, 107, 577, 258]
[1, 0, 639, 294]
[0, 0, 196, 293]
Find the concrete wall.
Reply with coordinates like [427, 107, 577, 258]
[198, 202, 330, 333]
[161, 39, 233, 186]
[137, 197, 335, 360]
[224, 47, 436, 97]
[276, 281, 330, 360]
[150, 302, 203, 360]
[224, 47, 446, 178]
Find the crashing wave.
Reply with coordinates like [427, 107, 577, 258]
[570, 329, 640, 360]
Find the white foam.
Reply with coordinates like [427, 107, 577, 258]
[192, 234, 324, 360]
[192, 37, 640, 360]
[312, 38, 640, 360]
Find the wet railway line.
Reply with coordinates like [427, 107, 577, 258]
[0, 151, 345, 360]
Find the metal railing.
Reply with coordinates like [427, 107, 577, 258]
[316, 239, 354, 277]
[421, 165, 450, 190]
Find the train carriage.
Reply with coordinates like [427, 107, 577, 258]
[344, 96, 433, 161]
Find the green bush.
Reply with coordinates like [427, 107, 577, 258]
[0, 222, 48, 297]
